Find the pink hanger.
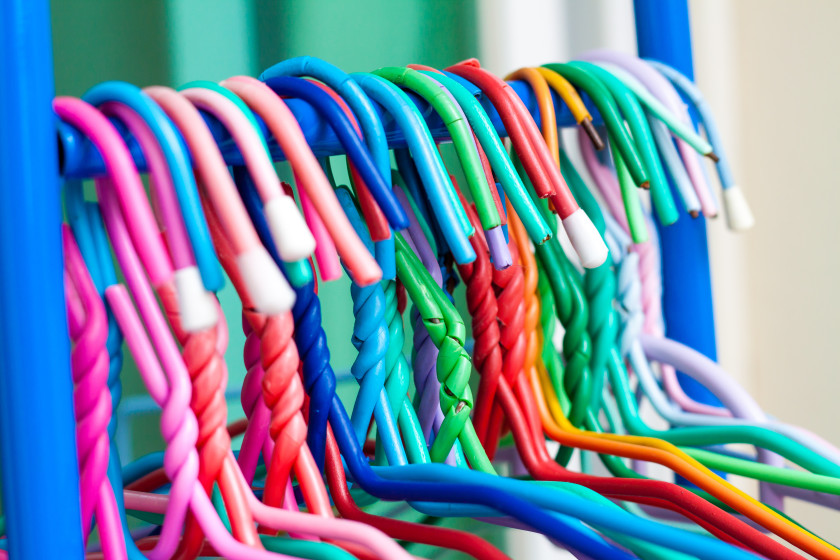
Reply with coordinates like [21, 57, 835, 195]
[98, 102, 217, 332]
[63, 226, 127, 560]
[220, 75, 381, 285]
[177, 86, 316, 270]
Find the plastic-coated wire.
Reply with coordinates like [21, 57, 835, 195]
[446, 61, 565, 207]
[236, 151, 628, 556]
[571, 150, 840, 482]
[350, 72, 475, 264]
[534, 154, 837, 557]
[372, 66, 502, 232]
[219, 76, 381, 285]
[508, 207, 702, 560]
[65, 186, 143, 559]
[82, 82, 223, 291]
[581, 55, 713, 156]
[178, 81, 315, 285]
[507, 66, 604, 154]
[303, 78, 397, 280]
[243, 163, 706, 554]
[94, 100, 219, 333]
[226, 82, 784, 556]
[107, 180, 413, 560]
[648, 60, 734, 188]
[259, 57, 398, 278]
[261, 76, 408, 231]
[568, 61, 678, 226]
[581, 52, 718, 218]
[647, 59, 755, 231]
[411, 68, 553, 246]
[508, 147, 819, 557]
[396, 186, 465, 467]
[453, 202, 504, 452]
[540, 64, 647, 188]
[63, 228, 127, 560]
[323, 434, 511, 560]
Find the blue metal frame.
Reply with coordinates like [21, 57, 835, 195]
[634, 0, 722, 406]
[0, 1, 84, 558]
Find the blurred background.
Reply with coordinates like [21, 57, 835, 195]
[50, 0, 840, 549]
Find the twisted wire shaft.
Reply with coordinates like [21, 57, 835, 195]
[348, 278, 390, 449]
[159, 283, 232, 560]
[412, 304, 444, 443]
[237, 319, 272, 483]
[243, 307, 306, 507]
[615, 251, 645, 358]
[382, 279, 427, 464]
[486, 239, 527, 459]
[544, 244, 593, 430]
[160, 284, 229, 491]
[582, 255, 620, 412]
[291, 280, 337, 470]
[67, 268, 112, 540]
[456, 231, 503, 449]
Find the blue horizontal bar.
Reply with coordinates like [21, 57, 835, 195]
[58, 80, 598, 179]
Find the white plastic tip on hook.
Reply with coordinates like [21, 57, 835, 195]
[722, 186, 755, 232]
[174, 266, 219, 332]
[264, 196, 317, 263]
[562, 208, 609, 269]
[237, 247, 296, 314]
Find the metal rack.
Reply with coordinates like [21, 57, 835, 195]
[0, 1, 714, 558]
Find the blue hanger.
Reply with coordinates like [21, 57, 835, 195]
[261, 76, 408, 226]
[350, 72, 476, 265]
[82, 81, 224, 292]
[261, 58, 398, 280]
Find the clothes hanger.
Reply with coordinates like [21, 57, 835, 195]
[434, 164, 796, 556]
[646, 60, 754, 231]
[234, 149, 745, 559]
[63, 181, 144, 558]
[498, 149, 821, 559]
[578, 124, 840, 466]
[144, 87, 320, 547]
[260, 56, 398, 280]
[507, 66, 605, 150]
[349, 72, 476, 264]
[203, 193, 414, 560]
[78, 91, 416, 560]
[566, 61, 680, 225]
[404, 66, 554, 248]
[508, 85, 840, 555]
[178, 80, 315, 288]
[260, 76, 408, 235]
[81, 82, 224, 296]
[153, 81, 392, 560]
[372, 66, 511, 267]
[446, 60, 609, 269]
[581, 50, 722, 219]
[143, 86, 321, 557]
[63, 226, 128, 560]
[54, 95, 261, 560]
[145, 86, 290, 316]
[218, 75, 380, 285]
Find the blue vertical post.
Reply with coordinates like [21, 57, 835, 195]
[634, 0, 721, 405]
[0, 1, 84, 558]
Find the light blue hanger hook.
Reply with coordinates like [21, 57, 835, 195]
[82, 81, 224, 292]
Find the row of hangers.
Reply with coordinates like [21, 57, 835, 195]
[17, 50, 840, 559]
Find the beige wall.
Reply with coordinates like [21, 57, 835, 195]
[698, 0, 840, 539]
